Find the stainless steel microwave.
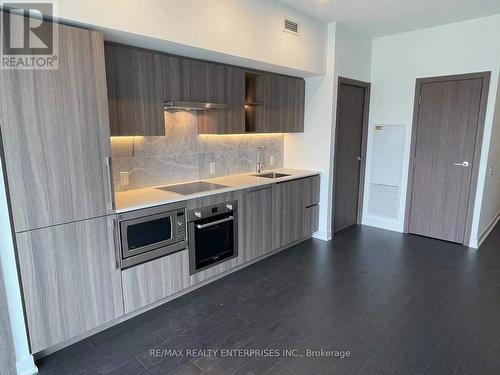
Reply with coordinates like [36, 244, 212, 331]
[117, 201, 187, 269]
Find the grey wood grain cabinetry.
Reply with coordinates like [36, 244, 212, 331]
[274, 178, 306, 248]
[303, 204, 319, 236]
[121, 250, 190, 314]
[303, 175, 320, 207]
[198, 66, 246, 134]
[261, 74, 305, 133]
[275, 176, 320, 248]
[187, 191, 246, 285]
[0, 265, 16, 375]
[105, 43, 165, 136]
[163, 56, 226, 103]
[0, 24, 114, 233]
[244, 186, 273, 260]
[16, 216, 124, 353]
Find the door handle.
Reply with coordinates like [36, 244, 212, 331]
[453, 161, 469, 167]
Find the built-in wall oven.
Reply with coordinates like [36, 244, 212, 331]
[117, 201, 187, 269]
[188, 200, 238, 274]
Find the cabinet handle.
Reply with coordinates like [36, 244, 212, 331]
[112, 218, 120, 270]
[104, 157, 115, 211]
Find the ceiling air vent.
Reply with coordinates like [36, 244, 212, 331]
[284, 17, 300, 35]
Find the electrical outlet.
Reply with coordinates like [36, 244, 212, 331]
[489, 165, 494, 176]
[270, 155, 275, 166]
[120, 171, 129, 186]
[209, 162, 216, 174]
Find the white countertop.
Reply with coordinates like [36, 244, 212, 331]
[115, 168, 320, 213]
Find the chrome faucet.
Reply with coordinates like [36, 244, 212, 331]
[256, 146, 265, 173]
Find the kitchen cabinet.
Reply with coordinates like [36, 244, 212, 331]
[105, 43, 165, 136]
[121, 250, 190, 314]
[197, 66, 246, 134]
[163, 56, 227, 103]
[303, 174, 321, 207]
[263, 74, 305, 133]
[274, 178, 306, 248]
[0, 24, 114, 233]
[16, 216, 124, 353]
[104, 43, 304, 135]
[274, 176, 319, 248]
[244, 186, 274, 260]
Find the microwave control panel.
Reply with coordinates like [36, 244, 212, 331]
[176, 210, 187, 240]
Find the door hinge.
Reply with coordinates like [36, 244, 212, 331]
[418, 93, 422, 105]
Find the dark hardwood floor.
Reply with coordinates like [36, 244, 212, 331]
[37, 223, 500, 375]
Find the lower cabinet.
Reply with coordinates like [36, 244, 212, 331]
[121, 250, 190, 314]
[303, 204, 320, 236]
[16, 216, 124, 353]
[244, 186, 273, 261]
[274, 179, 306, 248]
[15, 176, 320, 353]
[275, 176, 320, 249]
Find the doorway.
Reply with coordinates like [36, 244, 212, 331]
[332, 77, 370, 234]
[405, 72, 490, 244]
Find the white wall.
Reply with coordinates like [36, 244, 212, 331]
[54, 0, 326, 76]
[0, 159, 37, 375]
[284, 23, 372, 239]
[364, 15, 500, 246]
[477, 72, 500, 245]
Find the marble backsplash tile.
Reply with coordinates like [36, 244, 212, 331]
[112, 111, 284, 191]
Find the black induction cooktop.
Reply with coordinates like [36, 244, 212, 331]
[155, 181, 228, 195]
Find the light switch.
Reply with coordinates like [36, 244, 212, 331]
[270, 155, 275, 166]
[120, 171, 129, 186]
[489, 165, 494, 176]
[209, 162, 216, 174]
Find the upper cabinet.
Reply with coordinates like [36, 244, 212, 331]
[105, 44, 165, 136]
[163, 56, 227, 103]
[103, 43, 305, 135]
[0, 23, 114, 232]
[264, 74, 305, 133]
[197, 66, 246, 134]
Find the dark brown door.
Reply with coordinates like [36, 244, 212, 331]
[408, 77, 485, 243]
[333, 78, 370, 233]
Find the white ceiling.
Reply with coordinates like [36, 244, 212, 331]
[277, 0, 500, 37]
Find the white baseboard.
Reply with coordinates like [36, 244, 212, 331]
[17, 355, 37, 375]
[313, 230, 331, 241]
[469, 210, 500, 249]
[361, 216, 403, 233]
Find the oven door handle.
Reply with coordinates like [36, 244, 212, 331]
[196, 216, 234, 229]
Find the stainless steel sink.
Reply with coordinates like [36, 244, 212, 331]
[254, 172, 290, 179]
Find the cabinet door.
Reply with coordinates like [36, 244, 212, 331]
[261, 74, 305, 133]
[163, 56, 226, 103]
[274, 179, 306, 248]
[303, 204, 319, 237]
[0, 25, 114, 233]
[16, 216, 124, 353]
[303, 175, 320, 207]
[197, 66, 245, 134]
[105, 44, 164, 136]
[121, 250, 190, 314]
[244, 186, 273, 260]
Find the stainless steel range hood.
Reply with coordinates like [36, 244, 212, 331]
[164, 101, 228, 111]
